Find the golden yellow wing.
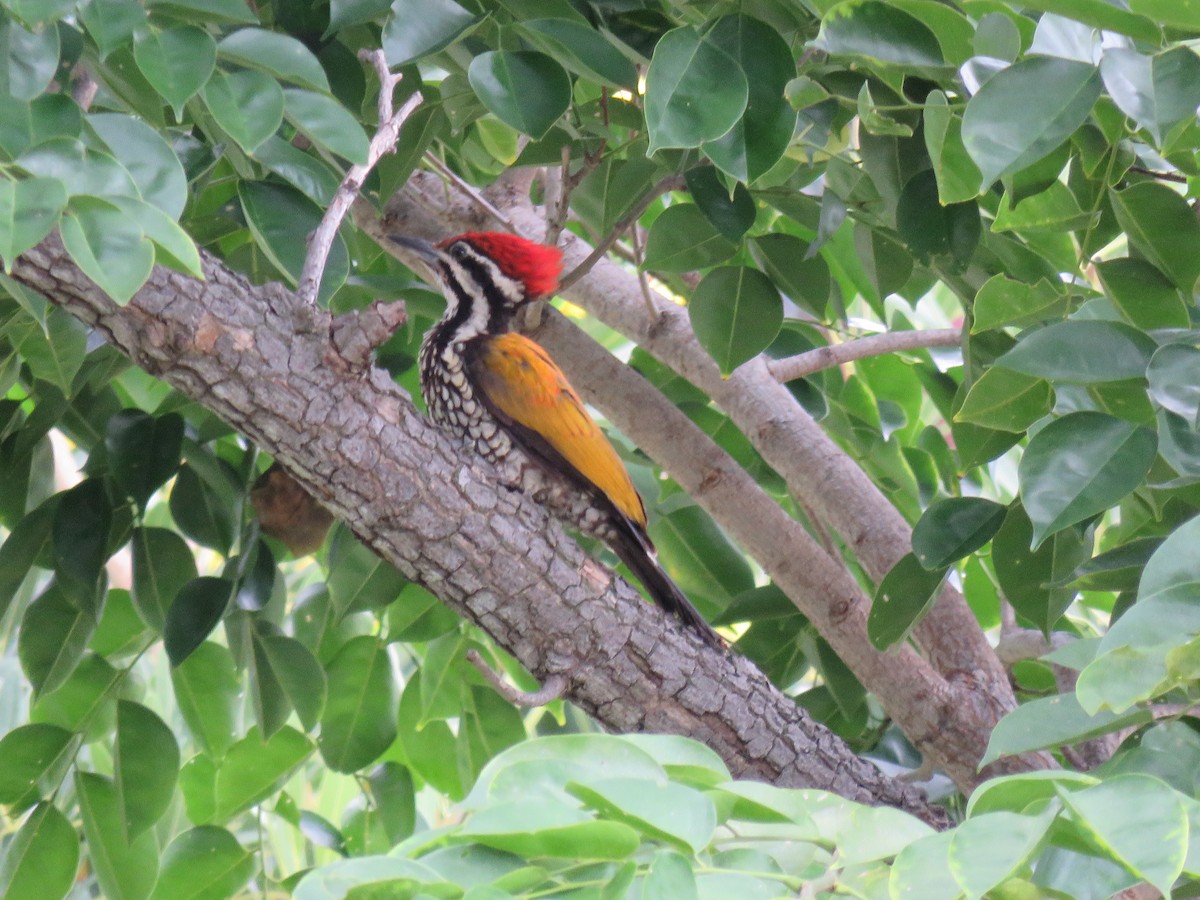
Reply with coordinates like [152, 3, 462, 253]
[469, 332, 647, 528]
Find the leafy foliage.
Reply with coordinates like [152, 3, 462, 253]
[3, 0, 1200, 896]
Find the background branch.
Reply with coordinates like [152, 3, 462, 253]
[768, 328, 963, 383]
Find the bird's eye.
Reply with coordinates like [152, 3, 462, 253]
[449, 242, 469, 260]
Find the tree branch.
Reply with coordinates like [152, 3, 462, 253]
[297, 50, 422, 306]
[768, 328, 963, 383]
[12, 235, 948, 827]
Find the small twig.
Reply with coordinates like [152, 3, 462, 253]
[558, 174, 686, 291]
[545, 141, 606, 247]
[422, 153, 518, 232]
[297, 49, 422, 306]
[630, 223, 658, 319]
[465, 649, 568, 707]
[767, 328, 962, 383]
[327, 298, 409, 370]
[1127, 165, 1187, 184]
[71, 67, 98, 111]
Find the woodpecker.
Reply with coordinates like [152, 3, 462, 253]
[391, 230, 723, 648]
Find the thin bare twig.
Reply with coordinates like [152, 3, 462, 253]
[422, 153, 517, 232]
[558, 174, 686, 291]
[297, 49, 422, 306]
[465, 649, 568, 707]
[1128, 165, 1187, 184]
[545, 141, 606, 247]
[630, 223, 658, 319]
[768, 328, 962, 383]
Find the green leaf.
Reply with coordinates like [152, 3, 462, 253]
[868, 552, 948, 650]
[955, 368, 1054, 433]
[145, 0, 257, 23]
[643, 850, 698, 900]
[251, 136, 340, 206]
[327, 530, 406, 617]
[30, 653, 120, 740]
[520, 18, 636, 89]
[213, 727, 313, 821]
[171, 641, 240, 757]
[16, 138, 139, 199]
[53, 478, 111, 601]
[1128, 0, 1200, 31]
[460, 798, 642, 860]
[105, 409, 184, 510]
[895, 169, 980, 265]
[992, 181, 1097, 234]
[1095, 257, 1188, 331]
[912, 497, 1006, 570]
[1058, 775, 1187, 896]
[924, 90, 983, 203]
[19, 580, 94, 696]
[1063, 538, 1160, 593]
[169, 462, 236, 553]
[0, 724, 77, 805]
[15, 305, 87, 396]
[89, 112, 189, 219]
[282, 88, 369, 165]
[751, 234, 830, 318]
[149, 827, 255, 900]
[257, 633, 327, 732]
[688, 266, 782, 376]
[467, 51, 570, 140]
[59, 197, 154, 305]
[685, 167, 754, 241]
[817, 0, 944, 69]
[996, 320, 1156, 384]
[644, 26, 748, 154]
[217, 28, 330, 93]
[981, 693, 1153, 767]
[0, 176, 66, 271]
[0, 500, 54, 622]
[318, 636, 399, 773]
[76, 773, 160, 900]
[1101, 46, 1200, 145]
[1014, 0, 1158, 42]
[237, 180, 348, 303]
[78, 0, 146, 59]
[1148, 344, 1200, 426]
[1110, 182, 1200, 293]
[382, 0, 477, 67]
[947, 809, 1055, 898]
[328, 0, 392, 33]
[0, 802, 78, 900]
[418, 631, 466, 724]
[0, 15, 60, 101]
[962, 56, 1101, 186]
[202, 68, 284, 154]
[115, 700, 180, 840]
[566, 778, 717, 853]
[131, 526, 197, 632]
[164, 576, 231, 667]
[642, 204, 737, 273]
[1020, 412, 1156, 548]
[702, 15, 796, 183]
[133, 26, 216, 118]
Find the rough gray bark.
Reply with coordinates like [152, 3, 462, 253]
[12, 235, 948, 827]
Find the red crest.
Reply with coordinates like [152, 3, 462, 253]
[443, 232, 563, 299]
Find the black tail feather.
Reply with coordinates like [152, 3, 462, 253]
[611, 525, 725, 650]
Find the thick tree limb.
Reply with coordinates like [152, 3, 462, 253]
[12, 235, 948, 827]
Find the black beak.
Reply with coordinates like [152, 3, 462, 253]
[388, 235, 440, 262]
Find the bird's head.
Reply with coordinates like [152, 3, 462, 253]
[391, 231, 563, 324]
